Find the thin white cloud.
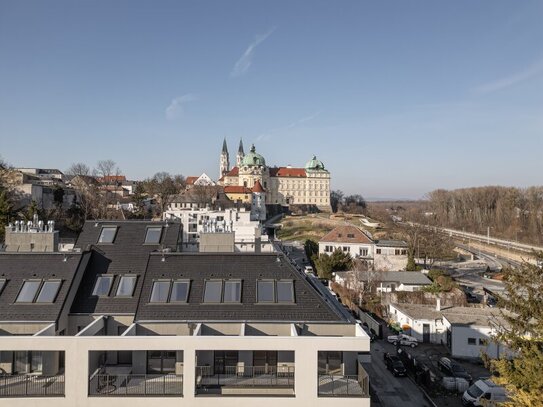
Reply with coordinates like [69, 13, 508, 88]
[165, 94, 197, 120]
[256, 111, 321, 142]
[473, 58, 543, 94]
[231, 27, 276, 77]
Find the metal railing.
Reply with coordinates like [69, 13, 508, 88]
[89, 373, 183, 396]
[0, 374, 65, 397]
[317, 374, 368, 397]
[196, 365, 295, 389]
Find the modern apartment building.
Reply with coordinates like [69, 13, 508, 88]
[0, 220, 370, 406]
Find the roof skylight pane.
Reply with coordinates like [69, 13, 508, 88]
[116, 275, 137, 297]
[203, 281, 222, 303]
[16, 280, 41, 303]
[170, 281, 190, 302]
[150, 281, 170, 302]
[0, 279, 6, 294]
[277, 281, 294, 303]
[144, 227, 162, 244]
[257, 280, 274, 302]
[92, 275, 114, 296]
[223, 280, 241, 303]
[36, 281, 61, 303]
[98, 226, 117, 243]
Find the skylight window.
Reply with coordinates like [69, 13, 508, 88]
[92, 275, 114, 296]
[144, 227, 163, 244]
[203, 280, 222, 303]
[170, 280, 190, 302]
[15, 280, 42, 303]
[116, 275, 137, 297]
[257, 280, 275, 303]
[150, 281, 170, 303]
[223, 280, 241, 303]
[36, 281, 61, 303]
[277, 281, 295, 303]
[0, 279, 6, 295]
[98, 226, 117, 244]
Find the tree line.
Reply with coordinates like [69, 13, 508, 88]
[420, 186, 543, 245]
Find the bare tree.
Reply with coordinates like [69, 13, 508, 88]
[65, 162, 90, 177]
[144, 172, 185, 216]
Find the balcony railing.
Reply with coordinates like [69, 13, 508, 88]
[0, 374, 65, 397]
[196, 365, 295, 389]
[317, 374, 368, 397]
[88, 372, 183, 396]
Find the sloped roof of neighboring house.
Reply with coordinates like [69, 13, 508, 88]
[269, 167, 306, 177]
[135, 253, 348, 323]
[319, 225, 373, 244]
[376, 240, 408, 248]
[225, 167, 239, 177]
[0, 252, 88, 322]
[391, 303, 504, 328]
[185, 176, 198, 185]
[378, 271, 432, 285]
[252, 180, 265, 192]
[70, 221, 182, 315]
[224, 185, 252, 194]
[98, 175, 127, 184]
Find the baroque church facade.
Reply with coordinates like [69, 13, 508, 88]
[218, 139, 331, 211]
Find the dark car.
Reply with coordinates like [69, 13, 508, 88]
[438, 357, 473, 383]
[384, 353, 407, 377]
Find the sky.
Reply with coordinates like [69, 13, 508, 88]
[0, 1, 542, 199]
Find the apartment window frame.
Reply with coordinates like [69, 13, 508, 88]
[150, 280, 172, 303]
[467, 337, 477, 345]
[276, 280, 295, 303]
[223, 280, 242, 303]
[92, 275, 115, 297]
[115, 275, 138, 297]
[0, 279, 6, 295]
[203, 280, 223, 303]
[256, 280, 275, 303]
[144, 226, 163, 245]
[15, 280, 43, 303]
[97, 226, 118, 244]
[35, 280, 62, 303]
[170, 280, 191, 303]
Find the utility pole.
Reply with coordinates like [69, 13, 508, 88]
[487, 226, 490, 245]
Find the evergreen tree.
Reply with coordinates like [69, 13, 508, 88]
[489, 252, 543, 406]
[0, 189, 12, 241]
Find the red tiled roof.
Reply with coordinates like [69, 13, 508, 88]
[270, 167, 306, 177]
[225, 167, 239, 176]
[252, 180, 265, 192]
[224, 185, 252, 194]
[319, 225, 374, 244]
[185, 176, 198, 185]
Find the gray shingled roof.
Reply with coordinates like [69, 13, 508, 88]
[357, 270, 431, 285]
[70, 221, 182, 315]
[0, 253, 85, 322]
[135, 253, 347, 323]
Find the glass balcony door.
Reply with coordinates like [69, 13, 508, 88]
[213, 351, 238, 374]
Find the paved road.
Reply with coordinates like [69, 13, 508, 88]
[364, 340, 432, 407]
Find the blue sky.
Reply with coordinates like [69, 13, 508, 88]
[0, 1, 542, 199]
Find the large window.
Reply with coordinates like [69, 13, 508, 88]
[116, 275, 137, 297]
[257, 280, 275, 302]
[98, 226, 117, 244]
[92, 275, 114, 296]
[35, 280, 61, 303]
[276, 281, 295, 303]
[203, 280, 223, 303]
[170, 280, 190, 302]
[150, 281, 171, 303]
[223, 280, 242, 303]
[16, 280, 62, 303]
[144, 227, 162, 244]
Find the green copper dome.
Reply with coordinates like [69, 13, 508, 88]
[305, 155, 325, 170]
[241, 144, 266, 167]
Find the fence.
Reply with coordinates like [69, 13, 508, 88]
[317, 374, 367, 397]
[89, 373, 183, 396]
[0, 374, 65, 397]
[195, 365, 295, 388]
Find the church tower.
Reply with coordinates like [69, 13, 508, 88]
[236, 138, 245, 168]
[220, 138, 230, 178]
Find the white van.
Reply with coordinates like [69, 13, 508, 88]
[304, 266, 314, 275]
[462, 379, 507, 406]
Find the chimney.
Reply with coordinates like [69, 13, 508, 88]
[436, 298, 441, 311]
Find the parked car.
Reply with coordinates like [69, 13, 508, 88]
[387, 333, 418, 347]
[357, 322, 376, 342]
[383, 352, 407, 377]
[462, 379, 507, 406]
[438, 357, 473, 383]
[304, 265, 314, 275]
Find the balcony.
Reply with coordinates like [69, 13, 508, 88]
[0, 374, 65, 397]
[317, 374, 368, 397]
[89, 370, 182, 396]
[195, 365, 295, 396]
[317, 352, 369, 397]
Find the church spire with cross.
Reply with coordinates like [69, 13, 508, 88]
[220, 138, 230, 178]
